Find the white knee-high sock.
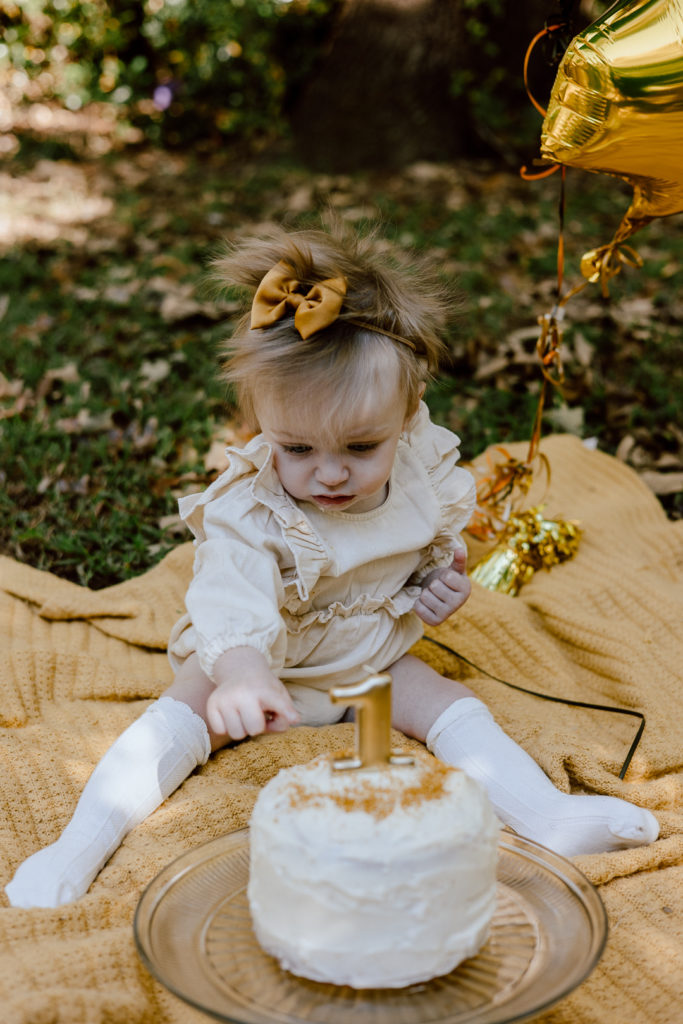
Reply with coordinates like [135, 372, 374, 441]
[5, 696, 211, 909]
[426, 698, 659, 858]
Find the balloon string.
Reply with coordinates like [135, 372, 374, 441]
[519, 22, 563, 179]
[557, 165, 566, 297]
[523, 23, 563, 116]
[552, 167, 592, 304]
[526, 377, 549, 464]
[520, 164, 559, 181]
[551, 168, 594, 312]
[422, 635, 646, 780]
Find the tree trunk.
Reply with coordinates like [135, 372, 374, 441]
[287, 0, 581, 172]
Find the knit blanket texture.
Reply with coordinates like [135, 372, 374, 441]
[0, 434, 681, 1024]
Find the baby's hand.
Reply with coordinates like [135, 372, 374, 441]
[413, 548, 471, 626]
[207, 647, 300, 741]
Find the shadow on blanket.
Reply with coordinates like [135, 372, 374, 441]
[0, 435, 681, 1024]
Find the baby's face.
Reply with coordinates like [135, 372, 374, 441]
[255, 383, 410, 514]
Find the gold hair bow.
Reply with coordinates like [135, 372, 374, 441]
[251, 261, 347, 339]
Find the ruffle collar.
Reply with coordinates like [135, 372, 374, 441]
[201, 435, 332, 603]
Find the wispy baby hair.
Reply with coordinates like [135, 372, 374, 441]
[211, 222, 451, 431]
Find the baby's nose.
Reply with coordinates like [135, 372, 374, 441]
[316, 456, 349, 486]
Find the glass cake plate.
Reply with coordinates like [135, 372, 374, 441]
[134, 828, 607, 1024]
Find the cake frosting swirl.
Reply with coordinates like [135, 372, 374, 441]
[248, 752, 500, 988]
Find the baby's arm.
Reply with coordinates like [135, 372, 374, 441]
[207, 646, 300, 741]
[413, 548, 471, 626]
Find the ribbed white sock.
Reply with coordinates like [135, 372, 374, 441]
[426, 697, 659, 858]
[5, 697, 211, 908]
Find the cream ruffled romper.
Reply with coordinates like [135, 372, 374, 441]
[168, 403, 476, 725]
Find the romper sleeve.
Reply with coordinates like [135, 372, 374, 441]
[178, 465, 289, 682]
[408, 402, 477, 578]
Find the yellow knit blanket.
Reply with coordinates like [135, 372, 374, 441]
[0, 435, 681, 1024]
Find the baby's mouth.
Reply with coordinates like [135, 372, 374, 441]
[313, 494, 354, 507]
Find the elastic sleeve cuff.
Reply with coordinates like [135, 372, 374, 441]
[199, 635, 275, 683]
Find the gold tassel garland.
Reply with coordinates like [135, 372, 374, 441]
[471, 507, 581, 595]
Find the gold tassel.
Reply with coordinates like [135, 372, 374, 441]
[471, 507, 581, 596]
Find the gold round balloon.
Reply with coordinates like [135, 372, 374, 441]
[540, 0, 683, 243]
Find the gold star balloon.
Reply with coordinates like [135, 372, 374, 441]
[541, 0, 683, 270]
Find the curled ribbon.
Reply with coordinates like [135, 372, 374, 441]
[466, 445, 551, 542]
[579, 241, 644, 297]
[251, 261, 347, 339]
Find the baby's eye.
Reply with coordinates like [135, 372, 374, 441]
[283, 444, 312, 455]
[348, 442, 379, 453]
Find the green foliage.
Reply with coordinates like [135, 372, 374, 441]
[451, 0, 538, 154]
[0, 0, 338, 146]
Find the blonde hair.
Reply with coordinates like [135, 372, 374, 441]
[212, 224, 451, 432]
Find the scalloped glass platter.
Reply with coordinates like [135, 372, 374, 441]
[134, 828, 607, 1024]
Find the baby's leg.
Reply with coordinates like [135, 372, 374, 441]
[389, 654, 659, 858]
[5, 654, 220, 909]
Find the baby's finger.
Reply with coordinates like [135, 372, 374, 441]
[206, 702, 228, 737]
[424, 579, 458, 605]
[264, 712, 293, 733]
[414, 589, 447, 618]
[264, 693, 300, 729]
[224, 707, 250, 741]
[418, 586, 448, 614]
[208, 703, 248, 741]
[413, 598, 443, 625]
[450, 548, 467, 574]
[239, 703, 268, 737]
[441, 573, 471, 599]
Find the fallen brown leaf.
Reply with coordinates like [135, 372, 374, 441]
[638, 470, 683, 496]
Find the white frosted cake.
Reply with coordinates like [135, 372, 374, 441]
[248, 752, 500, 988]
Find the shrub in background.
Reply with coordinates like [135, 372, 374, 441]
[0, 0, 338, 147]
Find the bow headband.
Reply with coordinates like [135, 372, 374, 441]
[250, 261, 417, 351]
